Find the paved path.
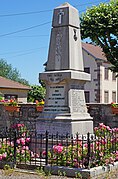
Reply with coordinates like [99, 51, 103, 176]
[0, 168, 118, 179]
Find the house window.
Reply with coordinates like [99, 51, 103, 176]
[104, 68, 109, 80]
[84, 67, 90, 74]
[85, 91, 90, 103]
[112, 72, 116, 81]
[4, 94, 18, 101]
[112, 91, 116, 103]
[104, 91, 109, 103]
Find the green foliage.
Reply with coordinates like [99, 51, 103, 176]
[3, 164, 14, 175]
[28, 85, 46, 102]
[0, 59, 29, 85]
[80, 0, 118, 72]
[111, 102, 118, 108]
[39, 79, 46, 88]
[75, 172, 82, 179]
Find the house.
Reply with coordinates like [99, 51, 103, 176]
[82, 42, 117, 103]
[0, 76, 31, 103]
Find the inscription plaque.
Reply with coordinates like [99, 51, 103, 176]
[44, 84, 69, 113]
[72, 90, 86, 113]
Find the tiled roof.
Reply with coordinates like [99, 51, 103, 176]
[0, 76, 31, 90]
[82, 42, 107, 61]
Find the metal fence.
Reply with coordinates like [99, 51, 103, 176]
[0, 126, 118, 169]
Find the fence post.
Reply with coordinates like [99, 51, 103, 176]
[45, 131, 48, 165]
[13, 130, 17, 165]
[87, 132, 90, 169]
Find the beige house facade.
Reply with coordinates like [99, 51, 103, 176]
[82, 43, 117, 103]
[0, 76, 31, 103]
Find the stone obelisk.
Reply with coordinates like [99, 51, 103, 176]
[37, 3, 93, 135]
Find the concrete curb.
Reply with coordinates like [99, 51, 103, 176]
[44, 161, 118, 178]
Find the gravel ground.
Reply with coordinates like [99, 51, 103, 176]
[0, 169, 74, 179]
[0, 168, 118, 179]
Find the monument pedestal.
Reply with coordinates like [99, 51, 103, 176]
[36, 118, 93, 135]
[37, 70, 93, 135]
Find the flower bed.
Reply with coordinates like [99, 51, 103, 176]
[0, 123, 39, 168]
[0, 123, 118, 170]
[47, 123, 118, 168]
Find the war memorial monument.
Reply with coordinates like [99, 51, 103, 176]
[37, 3, 93, 135]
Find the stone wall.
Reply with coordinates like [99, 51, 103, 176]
[87, 103, 118, 128]
[0, 103, 118, 133]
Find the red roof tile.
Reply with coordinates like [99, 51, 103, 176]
[0, 76, 31, 90]
[82, 42, 107, 61]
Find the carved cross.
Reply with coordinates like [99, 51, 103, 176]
[58, 9, 64, 24]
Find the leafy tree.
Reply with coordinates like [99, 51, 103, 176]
[80, 0, 118, 72]
[28, 85, 46, 102]
[0, 59, 29, 85]
[39, 79, 46, 88]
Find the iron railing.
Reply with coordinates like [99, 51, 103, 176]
[0, 128, 117, 169]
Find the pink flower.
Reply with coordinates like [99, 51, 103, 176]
[53, 145, 63, 154]
[73, 159, 77, 162]
[22, 146, 29, 150]
[7, 141, 10, 146]
[94, 127, 98, 131]
[111, 138, 116, 143]
[26, 138, 30, 143]
[99, 123, 106, 129]
[90, 143, 94, 148]
[106, 126, 111, 131]
[0, 154, 2, 161]
[42, 151, 46, 156]
[101, 139, 107, 145]
[20, 138, 25, 145]
[25, 146, 29, 150]
[35, 153, 39, 158]
[99, 152, 103, 157]
[99, 123, 104, 127]
[116, 156, 118, 161]
[112, 128, 118, 132]
[58, 146, 63, 153]
[21, 150, 25, 154]
[96, 141, 100, 146]
[10, 141, 14, 147]
[84, 143, 88, 148]
[116, 151, 118, 155]
[17, 149, 20, 154]
[58, 143, 62, 146]
[22, 132, 26, 137]
[2, 153, 7, 158]
[105, 159, 109, 165]
[17, 139, 20, 144]
[16, 123, 24, 128]
[31, 152, 34, 158]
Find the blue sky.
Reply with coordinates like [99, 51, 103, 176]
[0, 0, 109, 85]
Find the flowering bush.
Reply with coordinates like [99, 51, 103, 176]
[47, 123, 118, 168]
[48, 141, 88, 168]
[0, 123, 39, 163]
[0, 99, 18, 106]
[111, 102, 118, 108]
